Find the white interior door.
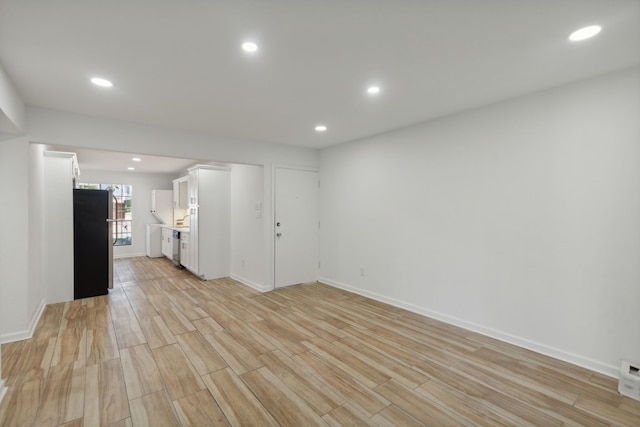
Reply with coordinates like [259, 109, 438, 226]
[274, 167, 319, 288]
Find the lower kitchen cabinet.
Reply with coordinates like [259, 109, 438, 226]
[161, 227, 173, 259]
[180, 231, 191, 270]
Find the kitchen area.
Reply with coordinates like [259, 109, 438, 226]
[40, 145, 267, 306]
[147, 165, 232, 281]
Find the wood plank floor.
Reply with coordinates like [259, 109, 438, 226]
[1, 256, 639, 426]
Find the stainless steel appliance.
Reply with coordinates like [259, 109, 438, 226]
[73, 188, 114, 299]
[172, 230, 181, 266]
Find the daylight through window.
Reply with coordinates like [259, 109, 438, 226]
[78, 183, 133, 246]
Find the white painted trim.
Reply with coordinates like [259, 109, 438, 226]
[0, 298, 46, 344]
[0, 379, 7, 405]
[1, 328, 36, 344]
[318, 276, 619, 379]
[42, 150, 76, 159]
[29, 299, 47, 338]
[43, 150, 80, 181]
[188, 164, 231, 172]
[272, 164, 320, 173]
[113, 252, 147, 259]
[230, 273, 272, 293]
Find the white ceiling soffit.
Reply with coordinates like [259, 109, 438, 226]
[45, 145, 201, 174]
[1, 0, 638, 149]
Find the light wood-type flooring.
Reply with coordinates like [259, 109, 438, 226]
[1, 256, 639, 426]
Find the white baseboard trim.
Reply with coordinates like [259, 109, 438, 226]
[230, 274, 272, 293]
[0, 379, 7, 406]
[28, 298, 47, 338]
[0, 298, 46, 344]
[318, 276, 619, 378]
[114, 252, 147, 259]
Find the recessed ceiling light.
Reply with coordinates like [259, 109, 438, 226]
[132, 157, 141, 162]
[315, 125, 327, 132]
[127, 167, 135, 171]
[242, 42, 258, 53]
[90, 77, 114, 87]
[367, 86, 381, 95]
[569, 25, 602, 42]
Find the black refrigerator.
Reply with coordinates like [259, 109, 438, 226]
[73, 188, 113, 299]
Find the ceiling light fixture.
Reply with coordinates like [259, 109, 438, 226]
[132, 157, 141, 162]
[367, 86, 381, 95]
[315, 125, 328, 132]
[90, 77, 114, 88]
[568, 25, 602, 42]
[242, 42, 258, 53]
[127, 167, 135, 171]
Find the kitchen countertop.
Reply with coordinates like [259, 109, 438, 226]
[161, 225, 190, 233]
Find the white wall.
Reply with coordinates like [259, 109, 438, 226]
[230, 164, 266, 290]
[0, 64, 26, 391]
[0, 64, 26, 134]
[78, 169, 176, 257]
[0, 138, 31, 342]
[29, 144, 45, 324]
[319, 67, 640, 377]
[43, 152, 75, 304]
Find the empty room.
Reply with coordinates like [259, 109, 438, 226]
[0, 1, 639, 426]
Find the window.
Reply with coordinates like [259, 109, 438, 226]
[78, 183, 133, 246]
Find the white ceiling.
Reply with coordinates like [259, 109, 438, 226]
[1, 0, 638, 151]
[43, 145, 203, 174]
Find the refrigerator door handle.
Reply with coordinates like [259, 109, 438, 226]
[107, 189, 114, 290]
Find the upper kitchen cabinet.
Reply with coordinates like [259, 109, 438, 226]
[187, 165, 230, 280]
[151, 189, 173, 224]
[172, 176, 188, 209]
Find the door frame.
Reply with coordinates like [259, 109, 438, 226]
[271, 164, 320, 289]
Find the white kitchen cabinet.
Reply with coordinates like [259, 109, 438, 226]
[180, 231, 190, 269]
[151, 189, 173, 224]
[172, 180, 179, 208]
[187, 165, 230, 280]
[146, 224, 163, 258]
[172, 177, 189, 209]
[161, 227, 173, 259]
[188, 169, 199, 272]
